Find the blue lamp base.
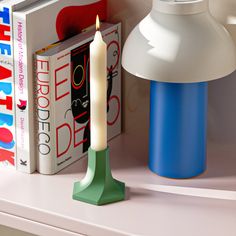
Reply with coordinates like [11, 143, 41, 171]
[149, 81, 208, 179]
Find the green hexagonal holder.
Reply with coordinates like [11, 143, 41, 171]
[73, 147, 125, 205]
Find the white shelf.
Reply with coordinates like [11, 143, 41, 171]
[0, 134, 236, 236]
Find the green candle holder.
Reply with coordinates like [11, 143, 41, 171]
[73, 147, 125, 205]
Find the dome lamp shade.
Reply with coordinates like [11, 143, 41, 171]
[122, 0, 236, 83]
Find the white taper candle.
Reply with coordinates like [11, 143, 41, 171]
[90, 16, 107, 151]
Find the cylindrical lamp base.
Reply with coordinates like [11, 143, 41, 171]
[149, 81, 208, 179]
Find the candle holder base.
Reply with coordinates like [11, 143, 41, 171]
[73, 147, 125, 206]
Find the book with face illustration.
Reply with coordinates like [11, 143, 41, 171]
[35, 23, 121, 174]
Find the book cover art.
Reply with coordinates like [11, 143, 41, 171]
[36, 23, 121, 174]
[13, 0, 107, 173]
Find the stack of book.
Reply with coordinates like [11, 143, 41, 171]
[0, 0, 122, 174]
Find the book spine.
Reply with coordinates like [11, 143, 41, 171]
[0, 4, 16, 168]
[35, 54, 56, 175]
[13, 13, 36, 173]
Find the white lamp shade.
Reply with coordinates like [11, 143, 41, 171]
[122, 0, 236, 83]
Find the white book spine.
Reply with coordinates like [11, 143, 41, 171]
[35, 54, 56, 174]
[13, 13, 36, 173]
[0, 4, 16, 168]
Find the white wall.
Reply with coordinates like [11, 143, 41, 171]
[107, 0, 236, 148]
[208, 0, 236, 144]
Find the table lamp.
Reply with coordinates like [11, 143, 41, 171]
[122, 0, 236, 178]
